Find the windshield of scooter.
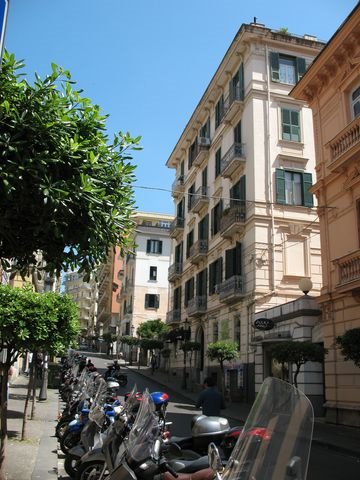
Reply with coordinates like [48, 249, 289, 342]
[125, 389, 159, 463]
[222, 377, 313, 480]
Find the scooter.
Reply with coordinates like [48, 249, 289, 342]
[104, 361, 128, 387]
[108, 377, 314, 480]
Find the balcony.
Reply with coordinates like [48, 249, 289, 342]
[187, 295, 207, 317]
[329, 116, 360, 171]
[189, 186, 209, 213]
[166, 309, 181, 324]
[221, 143, 246, 178]
[334, 249, 360, 292]
[223, 87, 244, 123]
[219, 275, 245, 304]
[168, 262, 183, 282]
[172, 175, 185, 198]
[220, 205, 246, 238]
[189, 239, 208, 264]
[190, 137, 211, 168]
[170, 217, 185, 238]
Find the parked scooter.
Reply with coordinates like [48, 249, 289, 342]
[104, 361, 128, 387]
[108, 377, 314, 480]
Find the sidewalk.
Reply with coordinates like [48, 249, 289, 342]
[127, 364, 360, 458]
[5, 373, 59, 480]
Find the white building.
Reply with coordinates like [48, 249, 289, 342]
[166, 22, 324, 403]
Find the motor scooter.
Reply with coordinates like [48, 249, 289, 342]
[108, 377, 314, 480]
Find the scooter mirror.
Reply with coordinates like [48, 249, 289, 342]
[208, 442, 223, 472]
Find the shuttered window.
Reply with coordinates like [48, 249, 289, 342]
[144, 294, 159, 309]
[275, 169, 313, 207]
[215, 95, 224, 129]
[225, 243, 242, 280]
[281, 108, 301, 142]
[215, 148, 222, 178]
[146, 239, 163, 254]
[270, 52, 306, 84]
[229, 63, 244, 102]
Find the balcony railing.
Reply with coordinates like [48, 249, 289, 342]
[168, 262, 183, 282]
[223, 87, 244, 123]
[171, 175, 185, 198]
[166, 309, 181, 324]
[170, 217, 185, 238]
[219, 275, 245, 303]
[187, 295, 207, 317]
[189, 239, 208, 264]
[334, 249, 360, 290]
[189, 186, 209, 213]
[221, 143, 246, 178]
[220, 205, 246, 238]
[329, 116, 360, 165]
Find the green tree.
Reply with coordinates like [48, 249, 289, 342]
[137, 319, 170, 340]
[206, 341, 239, 396]
[0, 52, 140, 280]
[0, 285, 80, 479]
[336, 328, 360, 367]
[270, 341, 326, 388]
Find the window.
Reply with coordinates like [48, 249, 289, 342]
[351, 86, 360, 119]
[213, 321, 219, 342]
[144, 294, 159, 309]
[270, 52, 306, 85]
[200, 117, 210, 140]
[211, 200, 223, 236]
[188, 138, 198, 169]
[234, 315, 241, 350]
[281, 108, 301, 142]
[175, 242, 183, 263]
[225, 242, 242, 279]
[209, 257, 223, 295]
[229, 63, 245, 102]
[188, 183, 195, 211]
[149, 266, 157, 281]
[230, 175, 246, 209]
[184, 277, 194, 307]
[198, 214, 209, 241]
[215, 94, 224, 129]
[275, 169, 313, 207]
[215, 148, 222, 178]
[146, 239, 163, 254]
[196, 268, 207, 297]
[186, 229, 194, 258]
[174, 286, 182, 310]
[234, 121, 242, 144]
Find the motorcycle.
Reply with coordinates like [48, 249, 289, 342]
[104, 362, 128, 387]
[108, 377, 314, 480]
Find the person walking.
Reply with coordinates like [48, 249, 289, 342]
[196, 377, 225, 416]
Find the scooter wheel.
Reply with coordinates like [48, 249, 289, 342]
[60, 429, 81, 454]
[64, 453, 80, 478]
[117, 375, 127, 387]
[76, 460, 105, 480]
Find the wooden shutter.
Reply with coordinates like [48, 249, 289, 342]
[302, 172, 314, 207]
[270, 52, 280, 81]
[158, 240, 163, 254]
[239, 62, 244, 100]
[296, 57, 306, 81]
[235, 242, 242, 275]
[155, 295, 160, 308]
[146, 240, 151, 253]
[225, 249, 233, 280]
[275, 168, 286, 204]
[217, 257, 223, 286]
[234, 121, 242, 144]
[209, 262, 214, 295]
[145, 294, 149, 308]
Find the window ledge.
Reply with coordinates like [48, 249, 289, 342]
[278, 139, 304, 150]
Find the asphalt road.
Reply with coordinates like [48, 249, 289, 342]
[90, 355, 360, 480]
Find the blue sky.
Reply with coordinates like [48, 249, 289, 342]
[4, 0, 357, 215]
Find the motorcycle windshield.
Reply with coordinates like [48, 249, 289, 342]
[126, 389, 159, 463]
[125, 384, 140, 415]
[222, 377, 313, 480]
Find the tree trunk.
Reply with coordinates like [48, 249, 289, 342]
[0, 364, 9, 480]
[22, 356, 35, 440]
[293, 363, 302, 389]
[220, 360, 225, 397]
[31, 360, 37, 420]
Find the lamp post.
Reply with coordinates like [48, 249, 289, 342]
[299, 278, 313, 296]
[181, 319, 191, 390]
[129, 325, 135, 365]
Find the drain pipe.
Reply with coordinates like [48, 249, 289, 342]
[265, 44, 276, 292]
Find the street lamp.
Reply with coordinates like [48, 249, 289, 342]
[299, 278, 313, 296]
[129, 325, 135, 365]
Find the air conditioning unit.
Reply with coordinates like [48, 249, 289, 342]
[198, 136, 211, 146]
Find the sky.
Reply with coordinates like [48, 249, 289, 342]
[4, 0, 358, 215]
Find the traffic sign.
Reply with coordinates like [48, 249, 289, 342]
[0, 0, 9, 64]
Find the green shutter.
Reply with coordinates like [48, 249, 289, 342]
[275, 168, 286, 204]
[158, 240, 163, 254]
[239, 62, 244, 100]
[270, 52, 280, 81]
[155, 295, 160, 308]
[302, 172, 313, 207]
[296, 57, 306, 81]
[146, 240, 151, 253]
[145, 294, 149, 308]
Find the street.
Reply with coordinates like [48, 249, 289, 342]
[88, 355, 360, 480]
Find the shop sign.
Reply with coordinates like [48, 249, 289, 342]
[254, 318, 274, 331]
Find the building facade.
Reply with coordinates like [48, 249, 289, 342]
[118, 212, 173, 353]
[166, 22, 324, 400]
[292, 4, 360, 425]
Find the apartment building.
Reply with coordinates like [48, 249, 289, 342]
[166, 22, 324, 401]
[118, 212, 173, 343]
[292, 4, 360, 425]
[63, 270, 97, 341]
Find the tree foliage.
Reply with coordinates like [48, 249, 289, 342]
[137, 319, 170, 340]
[119, 335, 139, 347]
[207, 341, 239, 395]
[0, 52, 140, 279]
[336, 328, 360, 368]
[270, 341, 326, 388]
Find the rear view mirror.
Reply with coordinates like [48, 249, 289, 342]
[208, 442, 223, 472]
